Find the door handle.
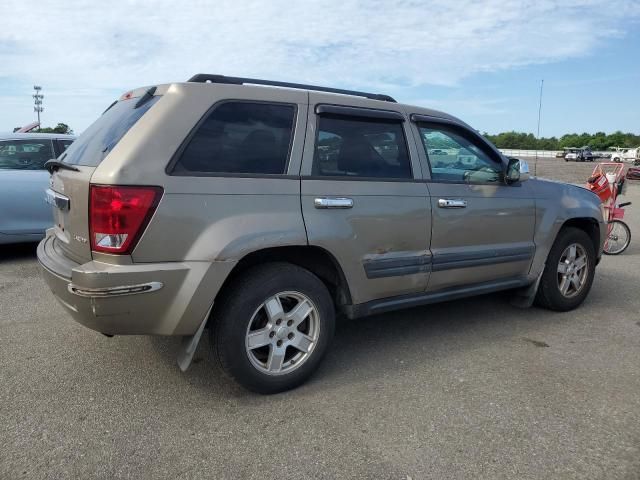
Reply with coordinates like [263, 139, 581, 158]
[314, 197, 354, 209]
[438, 198, 467, 208]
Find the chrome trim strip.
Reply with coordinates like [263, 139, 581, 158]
[68, 281, 163, 298]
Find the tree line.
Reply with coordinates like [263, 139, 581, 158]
[482, 131, 640, 151]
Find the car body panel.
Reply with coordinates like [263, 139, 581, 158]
[0, 133, 74, 244]
[528, 178, 605, 275]
[38, 231, 235, 334]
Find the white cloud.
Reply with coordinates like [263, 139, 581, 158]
[1, 0, 638, 131]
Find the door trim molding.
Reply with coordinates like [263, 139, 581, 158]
[362, 246, 534, 279]
[431, 246, 534, 272]
[363, 254, 431, 279]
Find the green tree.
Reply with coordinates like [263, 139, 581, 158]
[39, 123, 74, 135]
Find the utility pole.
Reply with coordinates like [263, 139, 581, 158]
[534, 79, 544, 175]
[536, 79, 544, 140]
[33, 85, 44, 127]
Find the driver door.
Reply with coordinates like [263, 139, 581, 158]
[411, 120, 536, 292]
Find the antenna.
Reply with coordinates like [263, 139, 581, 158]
[535, 79, 544, 176]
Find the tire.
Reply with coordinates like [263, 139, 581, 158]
[535, 227, 596, 311]
[211, 262, 335, 394]
[603, 220, 631, 255]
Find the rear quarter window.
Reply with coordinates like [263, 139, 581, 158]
[171, 101, 296, 175]
[63, 96, 160, 166]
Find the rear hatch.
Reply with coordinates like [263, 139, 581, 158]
[48, 90, 161, 263]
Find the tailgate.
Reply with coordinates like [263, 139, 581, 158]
[48, 166, 96, 263]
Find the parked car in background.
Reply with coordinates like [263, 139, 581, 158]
[37, 74, 604, 393]
[627, 165, 640, 180]
[555, 151, 566, 158]
[564, 147, 593, 162]
[611, 147, 640, 163]
[0, 133, 75, 244]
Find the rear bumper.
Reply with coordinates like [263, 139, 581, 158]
[37, 231, 236, 335]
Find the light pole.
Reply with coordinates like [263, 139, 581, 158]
[534, 79, 544, 175]
[33, 85, 44, 127]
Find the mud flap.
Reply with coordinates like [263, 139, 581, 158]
[511, 270, 543, 309]
[176, 305, 211, 372]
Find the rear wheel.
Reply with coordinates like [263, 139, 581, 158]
[603, 220, 631, 255]
[536, 227, 596, 311]
[211, 262, 335, 394]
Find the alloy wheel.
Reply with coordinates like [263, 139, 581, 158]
[244, 291, 320, 375]
[557, 243, 589, 298]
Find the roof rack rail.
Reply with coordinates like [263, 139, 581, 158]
[188, 74, 397, 103]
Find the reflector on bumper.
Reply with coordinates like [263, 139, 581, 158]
[67, 281, 163, 298]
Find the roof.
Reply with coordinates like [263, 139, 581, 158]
[184, 73, 464, 125]
[0, 132, 76, 141]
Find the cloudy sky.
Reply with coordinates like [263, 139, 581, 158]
[1, 0, 639, 136]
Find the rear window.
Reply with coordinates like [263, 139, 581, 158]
[0, 139, 55, 170]
[63, 96, 160, 166]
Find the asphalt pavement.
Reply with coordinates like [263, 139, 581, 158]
[1, 158, 639, 479]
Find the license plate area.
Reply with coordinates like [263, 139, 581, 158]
[46, 188, 70, 232]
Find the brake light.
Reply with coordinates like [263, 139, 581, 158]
[89, 185, 163, 254]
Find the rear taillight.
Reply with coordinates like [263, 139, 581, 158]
[89, 185, 163, 254]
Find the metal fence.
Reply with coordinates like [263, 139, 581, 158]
[499, 149, 558, 158]
[499, 149, 616, 158]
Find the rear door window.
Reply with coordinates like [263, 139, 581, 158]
[171, 102, 296, 175]
[312, 116, 412, 179]
[62, 96, 160, 166]
[0, 139, 54, 170]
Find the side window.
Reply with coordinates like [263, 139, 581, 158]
[173, 102, 296, 175]
[418, 124, 502, 183]
[53, 139, 74, 157]
[313, 116, 412, 179]
[0, 139, 54, 171]
[59, 139, 74, 152]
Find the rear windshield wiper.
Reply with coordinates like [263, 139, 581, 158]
[134, 86, 157, 109]
[44, 159, 80, 174]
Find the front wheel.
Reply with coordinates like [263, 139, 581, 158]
[603, 220, 631, 255]
[211, 262, 335, 394]
[536, 227, 596, 311]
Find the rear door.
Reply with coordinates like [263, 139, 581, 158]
[410, 117, 536, 292]
[0, 138, 54, 236]
[300, 94, 431, 305]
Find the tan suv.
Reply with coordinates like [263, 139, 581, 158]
[38, 74, 605, 393]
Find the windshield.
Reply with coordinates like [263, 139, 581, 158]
[63, 96, 160, 166]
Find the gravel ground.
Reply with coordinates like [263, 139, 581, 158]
[1, 158, 639, 480]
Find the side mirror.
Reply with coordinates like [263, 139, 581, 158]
[505, 157, 530, 184]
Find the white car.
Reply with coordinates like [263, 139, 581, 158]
[611, 147, 640, 163]
[0, 133, 75, 244]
